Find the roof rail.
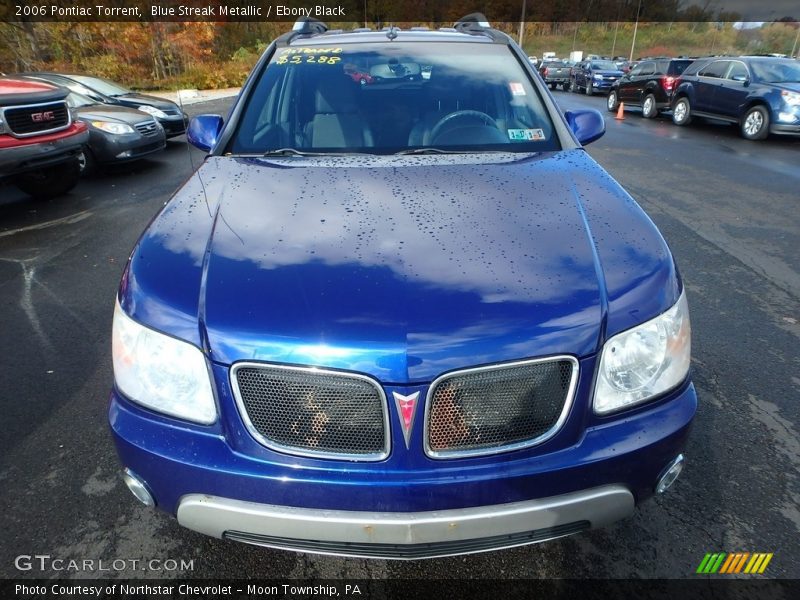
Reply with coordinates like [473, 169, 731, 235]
[455, 12, 491, 29]
[453, 12, 507, 43]
[275, 17, 328, 46]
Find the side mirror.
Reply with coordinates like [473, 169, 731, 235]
[187, 114, 223, 152]
[564, 109, 605, 145]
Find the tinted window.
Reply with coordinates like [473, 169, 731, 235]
[542, 61, 567, 68]
[230, 42, 560, 154]
[629, 63, 644, 76]
[698, 61, 729, 78]
[68, 75, 130, 96]
[749, 59, 800, 83]
[639, 62, 656, 76]
[727, 62, 749, 81]
[668, 60, 693, 76]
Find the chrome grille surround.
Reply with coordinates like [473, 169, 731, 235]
[134, 120, 159, 136]
[424, 356, 579, 459]
[230, 363, 390, 461]
[1, 100, 71, 138]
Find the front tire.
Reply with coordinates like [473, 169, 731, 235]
[15, 159, 81, 199]
[585, 82, 594, 96]
[672, 97, 692, 126]
[642, 94, 658, 119]
[607, 90, 620, 112]
[77, 148, 97, 176]
[740, 105, 769, 140]
[570, 79, 578, 93]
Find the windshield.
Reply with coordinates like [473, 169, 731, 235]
[590, 61, 618, 70]
[229, 42, 560, 155]
[65, 92, 96, 108]
[749, 59, 800, 83]
[68, 75, 130, 96]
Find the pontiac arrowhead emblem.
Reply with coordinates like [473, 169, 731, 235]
[392, 391, 420, 449]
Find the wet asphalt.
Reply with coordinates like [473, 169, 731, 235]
[0, 91, 798, 580]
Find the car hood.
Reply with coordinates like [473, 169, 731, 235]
[113, 92, 180, 111]
[766, 82, 800, 93]
[74, 104, 155, 124]
[122, 151, 678, 383]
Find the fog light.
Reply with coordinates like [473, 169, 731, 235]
[777, 112, 797, 123]
[656, 454, 684, 494]
[122, 468, 155, 506]
[115, 150, 133, 159]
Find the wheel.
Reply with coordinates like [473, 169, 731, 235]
[642, 94, 658, 118]
[549, 83, 555, 90]
[562, 82, 570, 91]
[740, 105, 769, 140]
[607, 90, 620, 112]
[672, 97, 692, 126]
[585, 82, 594, 96]
[14, 159, 81, 199]
[570, 79, 578, 93]
[77, 148, 97, 176]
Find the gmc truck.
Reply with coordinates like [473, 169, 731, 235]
[1, 77, 88, 199]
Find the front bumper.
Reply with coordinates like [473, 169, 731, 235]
[110, 368, 696, 557]
[90, 128, 166, 164]
[177, 485, 633, 559]
[770, 123, 800, 136]
[0, 126, 88, 177]
[159, 115, 189, 138]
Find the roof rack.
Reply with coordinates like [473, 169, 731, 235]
[276, 17, 328, 46]
[453, 12, 507, 43]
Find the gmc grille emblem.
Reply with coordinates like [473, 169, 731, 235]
[31, 111, 56, 122]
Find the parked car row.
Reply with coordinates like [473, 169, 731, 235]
[1, 72, 188, 198]
[539, 54, 800, 141]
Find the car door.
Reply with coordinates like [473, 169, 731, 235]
[632, 61, 656, 105]
[694, 60, 730, 114]
[713, 60, 752, 119]
[618, 62, 644, 102]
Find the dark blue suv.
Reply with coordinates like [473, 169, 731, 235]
[109, 15, 695, 559]
[671, 56, 800, 140]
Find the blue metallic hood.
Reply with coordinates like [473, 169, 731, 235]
[122, 151, 678, 383]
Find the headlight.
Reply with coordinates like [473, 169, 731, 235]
[594, 291, 691, 415]
[112, 301, 217, 424]
[138, 104, 168, 119]
[781, 90, 800, 107]
[92, 121, 134, 135]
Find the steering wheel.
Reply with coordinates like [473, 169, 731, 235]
[428, 110, 498, 144]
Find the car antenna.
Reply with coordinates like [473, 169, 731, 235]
[177, 91, 213, 219]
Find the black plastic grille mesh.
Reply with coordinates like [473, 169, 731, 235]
[427, 360, 574, 455]
[5, 102, 69, 135]
[235, 366, 386, 457]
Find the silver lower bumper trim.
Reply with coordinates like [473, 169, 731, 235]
[176, 485, 634, 559]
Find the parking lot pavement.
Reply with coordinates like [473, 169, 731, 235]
[1, 94, 798, 580]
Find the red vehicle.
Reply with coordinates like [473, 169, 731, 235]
[343, 64, 374, 85]
[0, 77, 88, 199]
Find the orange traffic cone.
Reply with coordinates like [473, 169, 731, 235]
[615, 102, 625, 120]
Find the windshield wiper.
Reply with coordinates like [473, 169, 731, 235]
[394, 148, 471, 155]
[262, 148, 326, 157]
[394, 148, 510, 156]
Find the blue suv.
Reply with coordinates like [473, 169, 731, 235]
[109, 15, 696, 559]
[671, 56, 800, 140]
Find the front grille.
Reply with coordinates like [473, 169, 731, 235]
[224, 521, 589, 559]
[134, 120, 159, 136]
[425, 357, 578, 458]
[232, 364, 389, 460]
[3, 102, 69, 136]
